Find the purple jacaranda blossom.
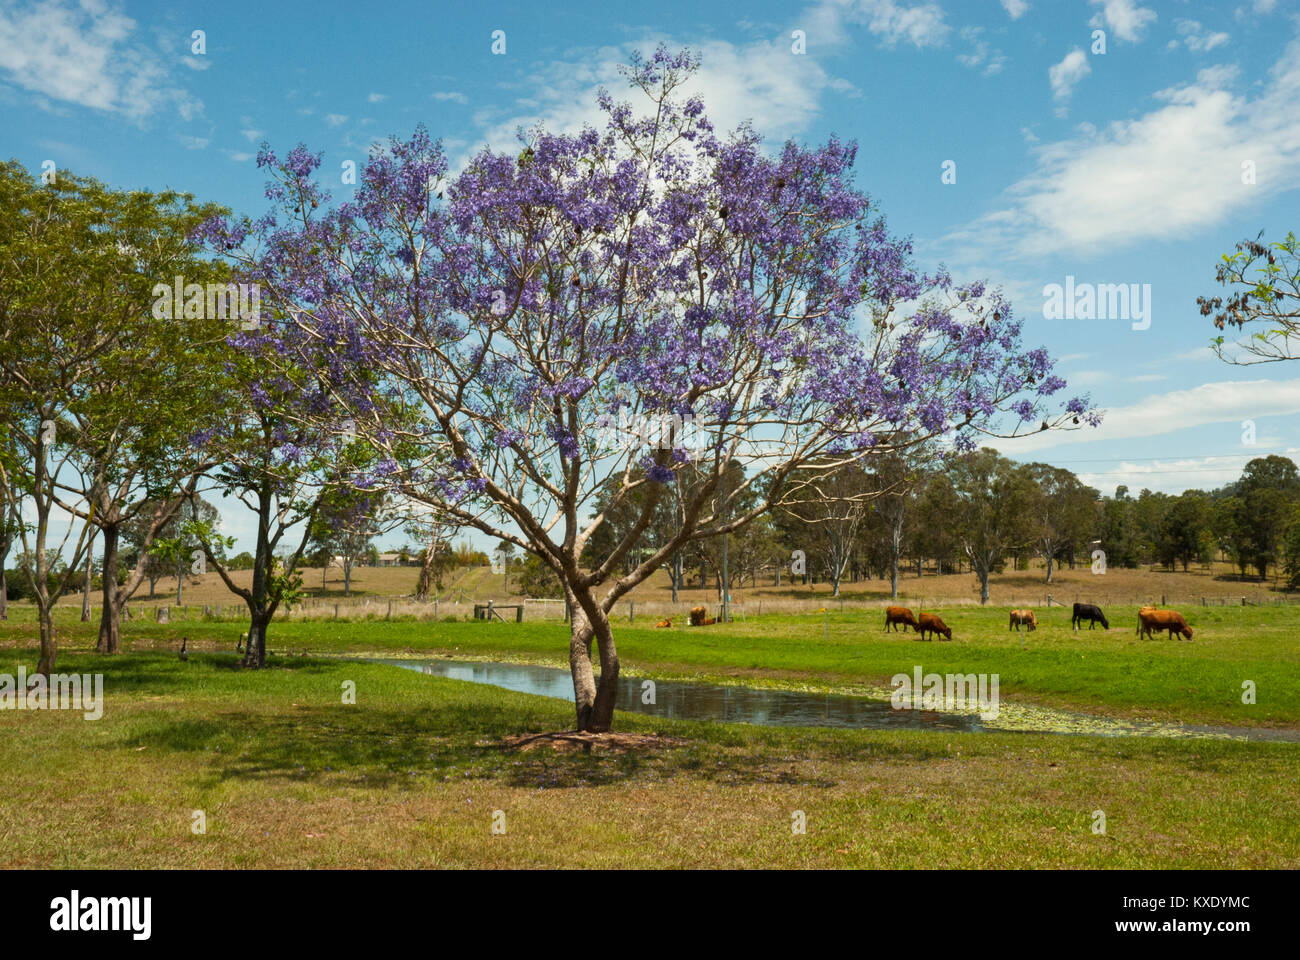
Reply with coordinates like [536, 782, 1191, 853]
[196, 45, 1099, 728]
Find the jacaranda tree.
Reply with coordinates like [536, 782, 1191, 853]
[200, 47, 1094, 729]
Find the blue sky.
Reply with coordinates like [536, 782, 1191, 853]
[3, 0, 1299, 553]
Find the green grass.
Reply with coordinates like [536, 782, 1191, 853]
[0, 650, 1295, 868]
[1, 602, 1296, 868]
[3, 601, 1292, 728]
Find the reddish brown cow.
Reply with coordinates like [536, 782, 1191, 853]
[884, 605, 919, 633]
[1137, 607, 1193, 641]
[654, 618, 672, 629]
[689, 606, 717, 626]
[1009, 609, 1037, 631]
[917, 612, 952, 641]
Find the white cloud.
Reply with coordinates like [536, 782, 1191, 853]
[466, 38, 836, 164]
[1173, 19, 1231, 53]
[957, 26, 1008, 76]
[1001, 0, 1030, 20]
[999, 378, 1300, 454]
[1074, 450, 1295, 495]
[808, 0, 950, 49]
[324, 113, 348, 127]
[1048, 48, 1090, 101]
[0, 0, 200, 120]
[432, 91, 468, 104]
[367, 92, 387, 103]
[1089, 0, 1158, 44]
[940, 40, 1300, 261]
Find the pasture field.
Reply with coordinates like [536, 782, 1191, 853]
[54, 557, 1298, 611]
[0, 602, 1296, 868]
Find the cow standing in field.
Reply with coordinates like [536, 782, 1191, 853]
[1137, 607, 1193, 641]
[1072, 603, 1109, 630]
[884, 605, 919, 633]
[1009, 609, 1037, 631]
[917, 612, 952, 642]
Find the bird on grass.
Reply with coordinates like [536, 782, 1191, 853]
[178, 637, 189, 662]
[236, 633, 246, 655]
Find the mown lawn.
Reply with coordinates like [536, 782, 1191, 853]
[1, 651, 1296, 869]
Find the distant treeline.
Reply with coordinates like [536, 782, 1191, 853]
[581, 450, 1300, 601]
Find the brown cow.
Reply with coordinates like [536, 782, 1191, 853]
[884, 605, 919, 633]
[654, 618, 672, 629]
[1137, 607, 1193, 641]
[1009, 609, 1037, 631]
[688, 606, 717, 626]
[917, 612, 952, 641]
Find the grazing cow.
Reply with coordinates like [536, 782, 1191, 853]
[1072, 602, 1109, 630]
[884, 605, 919, 633]
[1009, 609, 1037, 631]
[917, 612, 952, 642]
[654, 618, 672, 629]
[1137, 607, 1193, 641]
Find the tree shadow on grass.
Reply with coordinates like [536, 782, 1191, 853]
[111, 698, 854, 791]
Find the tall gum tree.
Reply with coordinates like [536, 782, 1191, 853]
[0, 162, 230, 658]
[200, 48, 1096, 729]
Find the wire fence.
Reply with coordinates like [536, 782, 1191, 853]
[43, 585, 1300, 628]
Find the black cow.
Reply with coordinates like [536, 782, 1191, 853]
[1072, 602, 1109, 630]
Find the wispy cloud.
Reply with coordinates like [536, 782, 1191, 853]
[998, 378, 1300, 454]
[0, 0, 201, 120]
[939, 39, 1300, 261]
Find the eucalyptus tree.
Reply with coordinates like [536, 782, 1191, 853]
[0, 161, 231, 658]
[200, 48, 1093, 729]
[1022, 463, 1097, 583]
[779, 463, 871, 597]
[949, 450, 1035, 604]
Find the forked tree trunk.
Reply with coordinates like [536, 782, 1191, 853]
[566, 592, 621, 732]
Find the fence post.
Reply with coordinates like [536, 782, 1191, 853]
[334, 603, 339, 620]
[387, 599, 392, 620]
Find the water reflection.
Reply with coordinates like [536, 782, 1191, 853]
[373, 658, 984, 733]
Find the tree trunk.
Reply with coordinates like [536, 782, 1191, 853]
[96, 524, 121, 653]
[979, 568, 990, 604]
[0, 565, 6, 621]
[415, 530, 438, 600]
[588, 606, 620, 732]
[37, 599, 56, 676]
[243, 616, 269, 668]
[81, 531, 93, 621]
[567, 602, 598, 730]
[1045, 554, 1054, 583]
